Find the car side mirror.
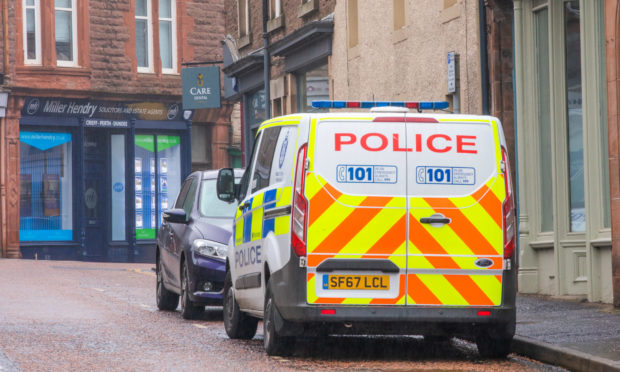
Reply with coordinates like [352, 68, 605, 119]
[216, 168, 236, 203]
[162, 208, 188, 224]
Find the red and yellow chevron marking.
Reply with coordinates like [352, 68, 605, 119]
[407, 274, 502, 306]
[307, 273, 406, 305]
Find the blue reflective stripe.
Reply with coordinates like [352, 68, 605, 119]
[262, 219, 275, 238]
[263, 189, 277, 209]
[243, 197, 253, 243]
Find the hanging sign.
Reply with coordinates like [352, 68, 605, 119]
[182, 66, 221, 109]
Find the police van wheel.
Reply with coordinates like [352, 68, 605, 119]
[475, 328, 512, 358]
[264, 284, 295, 356]
[180, 261, 205, 320]
[223, 270, 258, 339]
[156, 255, 179, 311]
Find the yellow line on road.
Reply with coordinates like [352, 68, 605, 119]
[127, 268, 156, 277]
[192, 324, 207, 329]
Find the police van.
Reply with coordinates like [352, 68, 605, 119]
[216, 100, 516, 357]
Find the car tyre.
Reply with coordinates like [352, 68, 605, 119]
[475, 327, 513, 358]
[156, 255, 179, 311]
[223, 270, 258, 339]
[180, 261, 205, 320]
[264, 282, 295, 356]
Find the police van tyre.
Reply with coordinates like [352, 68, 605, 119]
[180, 261, 205, 320]
[156, 255, 179, 311]
[474, 326, 513, 358]
[223, 270, 258, 339]
[264, 282, 295, 356]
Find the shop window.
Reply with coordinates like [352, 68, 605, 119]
[135, 0, 154, 72]
[23, 0, 41, 64]
[111, 135, 126, 241]
[19, 132, 73, 241]
[534, 7, 553, 233]
[564, 1, 585, 232]
[598, 0, 610, 229]
[55, 0, 77, 66]
[347, 0, 359, 49]
[297, 63, 329, 112]
[134, 134, 182, 240]
[159, 0, 177, 73]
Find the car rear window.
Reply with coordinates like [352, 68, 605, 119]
[199, 179, 239, 218]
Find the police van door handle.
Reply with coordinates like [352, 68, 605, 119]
[420, 213, 451, 226]
[238, 201, 250, 211]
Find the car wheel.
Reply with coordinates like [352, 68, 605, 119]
[475, 326, 513, 358]
[264, 281, 295, 356]
[180, 260, 205, 320]
[156, 255, 179, 311]
[223, 270, 258, 339]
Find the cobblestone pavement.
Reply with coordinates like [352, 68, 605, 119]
[0, 260, 566, 372]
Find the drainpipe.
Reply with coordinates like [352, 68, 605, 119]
[2, 0, 8, 74]
[262, 0, 271, 120]
[479, 0, 490, 115]
[1, 0, 8, 258]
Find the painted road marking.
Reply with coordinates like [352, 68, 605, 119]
[128, 268, 156, 277]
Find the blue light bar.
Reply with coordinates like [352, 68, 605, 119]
[311, 100, 450, 111]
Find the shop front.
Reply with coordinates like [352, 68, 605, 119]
[18, 97, 192, 262]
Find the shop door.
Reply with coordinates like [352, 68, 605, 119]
[84, 131, 108, 260]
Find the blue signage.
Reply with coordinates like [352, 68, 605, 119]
[182, 66, 221, 109]
[113, 182, 124, 192]
[20, 132, 72, 151]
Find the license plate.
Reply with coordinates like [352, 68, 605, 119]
[322, 275, 390, 290]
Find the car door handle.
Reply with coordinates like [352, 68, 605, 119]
[420, 213, 451, 225]
[238, 201, 250, 211]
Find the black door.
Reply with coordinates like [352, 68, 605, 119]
[83, 130, 108, 260]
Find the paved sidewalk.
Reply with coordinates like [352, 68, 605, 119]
[514, 294, 620, 372]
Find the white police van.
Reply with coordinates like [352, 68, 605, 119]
[216, 100, 516, 357]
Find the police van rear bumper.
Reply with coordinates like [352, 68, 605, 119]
[269, 255, 516, 337]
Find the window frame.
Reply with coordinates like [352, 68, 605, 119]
[55, 0, 78, 67]
[135, 0, 154, 73]
[269, 0, 281, 19]
[159, 0, 177, 74]
[23, 0, 42, 65]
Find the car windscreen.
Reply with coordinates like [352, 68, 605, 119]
[198, 179, 239, 218]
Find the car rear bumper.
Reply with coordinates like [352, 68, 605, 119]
[269, 254, 517, 337]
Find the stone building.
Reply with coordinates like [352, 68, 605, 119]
[222, 0, 336, 158]
[0, 0, 235, 262]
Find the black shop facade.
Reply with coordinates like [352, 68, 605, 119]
[18, 97, 193, 262]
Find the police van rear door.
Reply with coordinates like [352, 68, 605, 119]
[305, 114, 408, 306]
[405, 116, 505, 307]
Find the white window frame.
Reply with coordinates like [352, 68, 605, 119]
[159, 0, 177, 74]
[136, 0, 154, 73]
[23, 0, 41, 65]
[55, 0, 78, 67]
[238, 0, 249, 37]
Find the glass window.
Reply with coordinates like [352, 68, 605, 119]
[55, 0, 76, 66]
[269, 0, 281, 19]
[393, 0, 405, 30]
[174, 179, 192, 208]
[564, 1, 585, 232]
[182, 178, 198, 216]
[535, 8, 553, 233]
[111, 135, 126, 241]
[297, 63, 329, 112]
[348, 0, 359, 48]
[159, 0, 176, 73]
[238, 0, 249, 37]
[239, 132, 260, 201]
[19, 132, 73, 241]
[199, 179, 240, 218]
[251, 127, 281, 194]
[136, 0, 153, 71]
[23, 0, 41, 64]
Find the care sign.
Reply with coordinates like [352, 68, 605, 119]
[182, 66, 221, 109]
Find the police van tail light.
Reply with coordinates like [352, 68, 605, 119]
[291, 144, 308, 257]
[502, 148, 516, 259]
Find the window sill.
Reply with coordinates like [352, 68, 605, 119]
[393, 27, 408, 44]
[298, 0, 318, 18]
[238, 33, 252, 49]
[441, 3, 461, 24]
[267, 15, 284, 34]
[348, 45, 360, 60]
[15, 65, 91, 77]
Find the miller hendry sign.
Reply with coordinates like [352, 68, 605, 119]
[181, 66, 221, 110]
[22, 97, 193, 128]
